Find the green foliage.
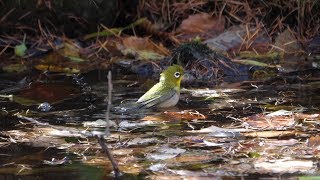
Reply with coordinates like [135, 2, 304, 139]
[14, 43, 27, 57]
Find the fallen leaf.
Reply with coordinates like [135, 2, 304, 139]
[167, 154, 213, 164]
[244, 130, 299, 138]
[176, 13, 225, 41]
[118, 120, 157, 129]
[43, 157, 69, 166]
[147, 145, 186, 160]
[149, 163, 166, 172]
[83, 119, 117, 128]
[254, 159, 315, 174]
[307, 136, 320, 147]
[34, 64, 80, 74]
[120, 37, 170, 61]
[195, 125, 250, 133]
[264, 139, 299, 147]
[164, 110, 207, 120]
[127, 137, 158, 146]
[241, 113, 296, 129]
[203, 140, 224, 147]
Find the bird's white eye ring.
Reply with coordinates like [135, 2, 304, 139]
[174, 72, 181, 78]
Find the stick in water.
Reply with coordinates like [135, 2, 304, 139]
[96, 71, 120, 177]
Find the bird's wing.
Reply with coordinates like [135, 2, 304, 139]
[136, 88, 176, 109]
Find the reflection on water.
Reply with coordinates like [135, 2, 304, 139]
[0, 71, 320, 179]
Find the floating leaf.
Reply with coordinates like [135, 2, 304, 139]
[195, 125, 250, 133]
[83, 119, 117, 128]
[149, 163, 166, 172]
[241, 111, 296, 129]
[244, 130, 298, 138]
[254, 159, 315, 174]
[147, 145, 186, 160]
[266, 110, 293, 117]
[203, 140, 224, 147]
[264, 139, 299, 147]
[127, 137, 158, 146]
[183, 88, 220, 98]
[118, 120, 157, 129]
[43, 157, 69, 166]
[164, 110, 207, 120]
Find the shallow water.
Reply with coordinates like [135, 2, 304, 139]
[0, 70, 320, 179]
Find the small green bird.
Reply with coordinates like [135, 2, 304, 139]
[136, 64, 184, 109]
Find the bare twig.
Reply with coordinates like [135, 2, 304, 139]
[96, 135, 120, 177]
[95, 71, 121, 177]
[105, 71, 112, 136]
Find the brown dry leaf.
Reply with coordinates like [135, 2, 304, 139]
[307, 135, 320, 147]
[244, 130, 298, 138]
[34, 64, 80, 74]
[120, 164, 143, 175]
[96, 37, 123, 56]
[241, 113, 296, 129]
[176, 13, 225, 41]
[85, 157, 112, 166]
[295, 113, 319, 120]
[164, 110, 207, 120]
[141, 114, 174, 121]
[120, 36, 170, 60]
[166, 154, 212, 164]
[264, 139, 299, 147]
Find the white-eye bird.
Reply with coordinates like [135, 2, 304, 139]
[136, 64, 184, 109]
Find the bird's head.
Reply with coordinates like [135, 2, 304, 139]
[160, 64, 184, 87]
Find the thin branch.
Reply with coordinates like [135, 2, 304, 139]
[96, 70, 121, 177]
[105, 70, 112, 135]
[96, 135, 120, 177]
